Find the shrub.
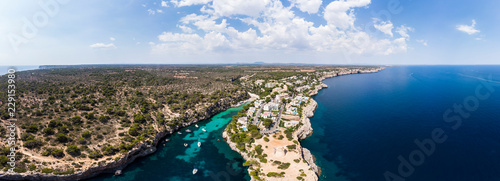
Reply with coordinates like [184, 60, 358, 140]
[66, 145, 80, 157]
[56, 133, 69, 143]
[82, 131, 91, 139]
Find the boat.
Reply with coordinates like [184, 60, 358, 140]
[192, 168, 198, 175]
[195, 124, 199, 128]
[184, 143, 188, 147]
[186, 129, 192, 133]
[201, 128, 207, 132]
[177, 132, 182, 135]
[165, 139, 170, 142]
[197, 142, 201, 147]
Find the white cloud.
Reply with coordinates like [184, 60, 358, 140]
[178, 25, 195, 33]
[291, 0, 322, 14]
[89, 43, 116, 49]
[416, 39, 428, 46]
[110, 37, 115, 41]
[456, 19, 480, 35]
[152, 0, 412, 57]
[161, 1, 169, 7]
[170, 0, 212, 7]
[324, 0, 371, 29]
[212, 0, 271, 17]
[157, 9, 164, 13]
[147, 9, 155, 15]
[396, 25, 413, 39]
[373, 18, 393, 37]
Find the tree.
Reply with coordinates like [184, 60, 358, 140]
[43, 127, 55, 135]
[133, 114, 145, 123]
[70, 116, 83, 125]
[66, 145, 80, 157]
[56, 133, 69, 143]
[128, 127, 139, 136]
[82, 131, 91, 139]
[51, 149, 65, 158]
[99, 115, 110, 123]
[263, 119, 273, 128]
[26, 124, 38, 133]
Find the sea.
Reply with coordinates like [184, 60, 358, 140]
[301, 66, 500, 181]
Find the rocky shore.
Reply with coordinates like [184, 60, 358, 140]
[0, 92, 249, 181]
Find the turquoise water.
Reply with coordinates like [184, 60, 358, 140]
[301, 66, 500, 181]
[91, 105, 249, 181]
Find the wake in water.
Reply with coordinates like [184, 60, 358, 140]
[457, 73, 500, 84]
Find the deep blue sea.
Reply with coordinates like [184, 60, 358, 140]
[301, 66, 500, 181]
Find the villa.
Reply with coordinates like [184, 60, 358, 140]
[284, 120, 300, 128]
[261, 112, 271, 118]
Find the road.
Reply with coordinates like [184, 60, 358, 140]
[260, 104, 283, 135]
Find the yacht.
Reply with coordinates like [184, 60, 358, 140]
[184, 143, 188, 147]
[201, 128, 207, 132]
[186, 129, 192, 133]
[195, 124, 199, 128]
[197, 142, 201, 147]
[192, 168, 198, 175]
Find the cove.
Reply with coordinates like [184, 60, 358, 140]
[90, 104, 250, 181]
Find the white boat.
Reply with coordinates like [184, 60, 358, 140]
[201, 128, 207, 132]
[186, 129, 192, 133]
[184, 143, 188, 147]
[195, 124, 199, 128]
[197, 142, 201, 147]
[192, 168, 198, 175]
[165, 139, 170, 142]
[177, 132, 182, 135]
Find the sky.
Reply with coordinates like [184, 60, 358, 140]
[0, 0, 499, 65]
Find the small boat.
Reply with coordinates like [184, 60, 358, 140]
[177, 132, 182, 135]
[195, 124, 199, 128]
[192, 168, 198, 175]
[186, 129, 192, 133]
[201, 128, 207, 132]
[197, 142, 201, 147]
[165, 139, 170, 142]
[184, 143, 188, 147]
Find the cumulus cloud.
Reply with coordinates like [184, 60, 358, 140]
[373, 18, 394, 37]
[170, 0, 212, 7]
[161, 1, 169, 7]
[291, 0, 322, 14]
[457, 19, 480, 35]
[90, 43, 116, 49]
[324, 0, 371, 29]
[152, 0, 412, 57]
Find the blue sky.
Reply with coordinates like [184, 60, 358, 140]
[0, 0, 498, 65]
